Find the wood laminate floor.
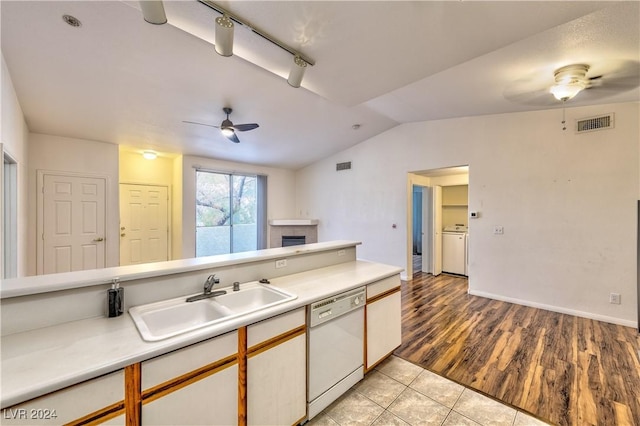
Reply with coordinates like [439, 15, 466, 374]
[394, 272, 640, 426]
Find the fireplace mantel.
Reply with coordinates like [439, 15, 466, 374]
[268, 219, 319, 226]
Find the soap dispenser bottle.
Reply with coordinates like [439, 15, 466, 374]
[107, 278, 124, 317]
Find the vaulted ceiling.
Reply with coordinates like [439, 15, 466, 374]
[2, 1, 639, 169]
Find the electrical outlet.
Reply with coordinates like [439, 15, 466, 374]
[275, 259, 287, 269]
[493, 225, 504, 235]
[609, 293, 621, 304]
[337, 249, 346, 256]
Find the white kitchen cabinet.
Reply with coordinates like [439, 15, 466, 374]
[366, 274, 402, 370]
[1, 370, 125, 425]
[140, 331, 238, 425]
[246, 308, 306, 426]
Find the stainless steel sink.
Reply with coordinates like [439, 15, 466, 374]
[129, 282, 296, 341]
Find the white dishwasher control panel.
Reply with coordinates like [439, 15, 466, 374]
[309, 287, 365, 328]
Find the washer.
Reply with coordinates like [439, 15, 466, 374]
[442, 225, 467, 276]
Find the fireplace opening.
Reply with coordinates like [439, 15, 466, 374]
[282, 235, 306, 247]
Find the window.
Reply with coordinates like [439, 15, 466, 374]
[195, 170, 267, 256]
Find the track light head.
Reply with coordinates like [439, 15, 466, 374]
[287, 56, 308, 88]
[139, 1, 167, 25]
[215, 14, 234, 57]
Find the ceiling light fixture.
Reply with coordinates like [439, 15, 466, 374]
[198, 0, 315, 87]
[142, 150, 158, 160]
[214, 14, 234, 56]
[550, 64, 590, 101]
[287, 56, 308, 88]
[139, 1, 167, 25]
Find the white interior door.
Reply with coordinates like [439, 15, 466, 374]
[120, 184, 169, 266]
[41, 174, 106, 274]
[421, 186, 431, 273]
[431, 185, 443, 276]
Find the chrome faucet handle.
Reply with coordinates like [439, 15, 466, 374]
[233, 282, 240, 292]
[204, 274, 220, 293]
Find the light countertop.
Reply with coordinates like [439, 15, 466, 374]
[0, 259, 402, 408]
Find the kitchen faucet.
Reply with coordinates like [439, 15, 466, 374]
[204, 274, 220, 293]
[186, 274, 226, 302]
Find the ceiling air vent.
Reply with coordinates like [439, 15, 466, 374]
[336, 161, 352, 171]
[576, 113, 614, 133]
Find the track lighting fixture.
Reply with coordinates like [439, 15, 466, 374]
[214, 14, 234, 57]
[198, 0, 315, 88]
[287, 56, 308, 88]
[139, 1, 167, 25]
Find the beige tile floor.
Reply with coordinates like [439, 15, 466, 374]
[308, 356, 550, 426]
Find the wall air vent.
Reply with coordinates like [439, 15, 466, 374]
[336, 161, 352, 171]
[576, 113, 614, 133]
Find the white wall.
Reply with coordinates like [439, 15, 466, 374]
[28, 134, 120, 275]
[1, 54, 29, 277]
[181, 155, 296, 259]
[296, 102, 639, 327]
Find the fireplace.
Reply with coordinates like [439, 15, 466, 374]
[282, 235, 306, 247]
[269, 219, 318, 248]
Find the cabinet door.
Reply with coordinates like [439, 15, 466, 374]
[247, 334, 306, 426]
[2, 370, 124, 425]
[247, 308, 306, 426]
[141, 365, 238, 425]
[366, 291, 402, 370]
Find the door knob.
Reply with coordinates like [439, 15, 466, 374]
[120, 226, 126, 231]
[120, 233, 126, 237]
[93, 237, 105, 242]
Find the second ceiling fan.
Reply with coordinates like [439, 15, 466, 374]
[184, 107, 259, 143]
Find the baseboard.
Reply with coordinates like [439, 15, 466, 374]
[468, 289, 638, 329]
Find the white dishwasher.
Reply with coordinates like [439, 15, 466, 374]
[307, 287, 365, 420]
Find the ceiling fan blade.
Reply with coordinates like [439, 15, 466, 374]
[233, 123, 259, 132]
[225, 132, 240, 143]
[183, 120, 220, 129]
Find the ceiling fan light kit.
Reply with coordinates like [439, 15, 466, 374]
[214, 14, 234, 57]
[550, 64, 590, 101]
[139, 0, 167, 25]
[184, 107, 259, 144]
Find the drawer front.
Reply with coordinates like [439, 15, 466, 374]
[247, 307, 305, 347]
[142, 331, 238, 390]
[3, 370, 124, 425]
[366, 274, 401, 300]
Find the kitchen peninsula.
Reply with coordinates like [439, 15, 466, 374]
[1, 241, 402, 425]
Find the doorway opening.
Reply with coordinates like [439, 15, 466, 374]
[2, 149, 18, 278]
[407, 166, 469, 278]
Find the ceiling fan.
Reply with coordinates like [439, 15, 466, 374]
[504, 60, 640, 106]
[184, 107, 259, 143]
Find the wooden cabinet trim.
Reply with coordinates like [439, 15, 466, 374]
[125, 363, 141, 426]
[238, 326, 248, 426]
[140, 354, 238, 404]
[65, 401, 125, 426]
[367, 286, 401, 304]
[247, 325, 306, 359]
